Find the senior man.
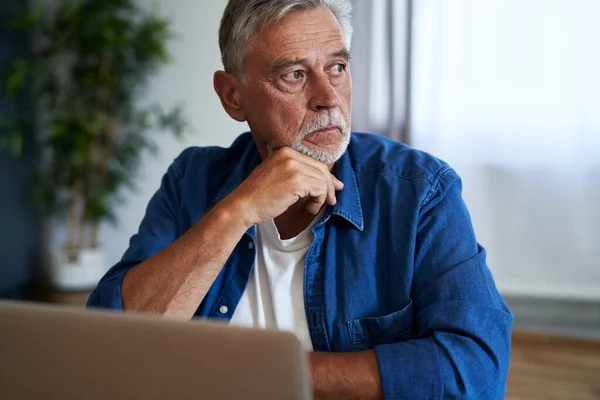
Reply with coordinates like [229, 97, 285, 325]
[88, 0, 513, 398]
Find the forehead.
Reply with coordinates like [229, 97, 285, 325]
[249, 7, 346, 65]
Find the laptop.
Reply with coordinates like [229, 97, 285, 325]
[0, 301, 312, 400]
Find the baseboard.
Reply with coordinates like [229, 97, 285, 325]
[505, 296, 600, 340]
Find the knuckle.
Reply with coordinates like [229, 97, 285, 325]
[287, 172, 302, 189]
[280, 147, 294, 156]
[315, 161, 328, 172]
[294, 185, 307, 198]
[283, 158, 297, 171]
[289, 173, 300, 185]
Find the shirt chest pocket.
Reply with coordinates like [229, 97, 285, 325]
[346, 300, 414, 349]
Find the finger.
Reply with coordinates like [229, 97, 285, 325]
[300, 165, 337, 206]
[324, 173, 338, 206]
[305, 198, 324, 215]
[301, 175, 329, 212]
[333, 177, 344, 191]
[326, 178, 337, 206]
[295, 157, 336, 204]
[289, 151, 341, 195]
[307, 190, 327, 214]
[280, 149, 339, 204]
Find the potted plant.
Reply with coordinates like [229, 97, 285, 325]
[1, 0, 189, 290]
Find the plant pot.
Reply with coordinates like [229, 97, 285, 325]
[49, 247, 107, 292]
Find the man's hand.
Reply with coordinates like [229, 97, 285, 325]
[224, 146, 344, 227]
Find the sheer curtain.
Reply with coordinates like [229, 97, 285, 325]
[410, 0, 600, 299]
[350, 0, 411, 142]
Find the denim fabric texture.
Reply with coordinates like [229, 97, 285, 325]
[88, 132, 513, 399]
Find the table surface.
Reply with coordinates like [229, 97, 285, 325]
[507, 331, 600, 400]
[25, 288, 600, 399]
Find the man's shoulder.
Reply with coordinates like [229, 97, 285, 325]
[173, 132, 255, 174]
[349, 132, 452, 185]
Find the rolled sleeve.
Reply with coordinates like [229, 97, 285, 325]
[376, 337, 442, 400]
[86, 269, 128, 310]
[376, 167, 513, 399]
[86, 158, 184, 310]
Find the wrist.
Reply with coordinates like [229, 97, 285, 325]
[213, 194, 255, 232]
[309, 352, 326, 398]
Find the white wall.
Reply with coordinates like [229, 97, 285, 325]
[100, 0, 247, 267]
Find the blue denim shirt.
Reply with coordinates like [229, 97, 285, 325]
[87, 132, 513, 399]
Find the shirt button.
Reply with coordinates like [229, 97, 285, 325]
[248, 241, 254, 250]
[219, 305, 228, 314]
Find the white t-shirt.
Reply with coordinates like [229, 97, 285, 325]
[229, 212, 324, 351]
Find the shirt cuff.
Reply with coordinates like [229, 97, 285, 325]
[86, 271, 128, 311]
[375, 337, 443, 400]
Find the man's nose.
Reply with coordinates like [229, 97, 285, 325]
[308, 74, 340, 111]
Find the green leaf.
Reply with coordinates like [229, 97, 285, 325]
[1, 0, 192, 225]
[0, 118, 27, 158]
[5, 59, 30, 97]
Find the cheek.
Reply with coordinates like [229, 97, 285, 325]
[246, 87, 306, 140]
[268, 97, 306, 136]
[341, 77, 352, 108]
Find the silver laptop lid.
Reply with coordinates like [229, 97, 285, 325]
[0, 301, 312, 400]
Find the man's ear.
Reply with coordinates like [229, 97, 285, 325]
[213, 71, 246, 122]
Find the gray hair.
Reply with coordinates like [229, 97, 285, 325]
[219, 0, 353, 76]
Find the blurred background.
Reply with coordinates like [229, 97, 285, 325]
[1, 0, 599, 399]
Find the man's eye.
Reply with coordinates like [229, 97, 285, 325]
[282, 70, 304, 82]
[330, 64, 346, 76]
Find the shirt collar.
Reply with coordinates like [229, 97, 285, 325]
[330, 145, 364, 231]
[209, 133, 364, 232]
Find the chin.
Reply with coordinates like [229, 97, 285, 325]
[292, 136, 351, 164]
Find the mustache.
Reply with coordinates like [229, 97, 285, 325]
[298, 110, 349, 139]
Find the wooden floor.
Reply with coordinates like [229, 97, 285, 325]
[507, 331, 600, 400]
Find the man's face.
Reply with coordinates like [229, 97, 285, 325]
[239, 7, 352, 164]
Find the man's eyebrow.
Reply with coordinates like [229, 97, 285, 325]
[268, 49, 351, 75]
[329, 49, 351, 63]
[269, 58, 308, 74]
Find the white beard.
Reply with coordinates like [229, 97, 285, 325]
[290, 109, 351, 164]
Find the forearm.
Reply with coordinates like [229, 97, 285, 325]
[310, 351, 383, 400]
[121, 198, 249, 319]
